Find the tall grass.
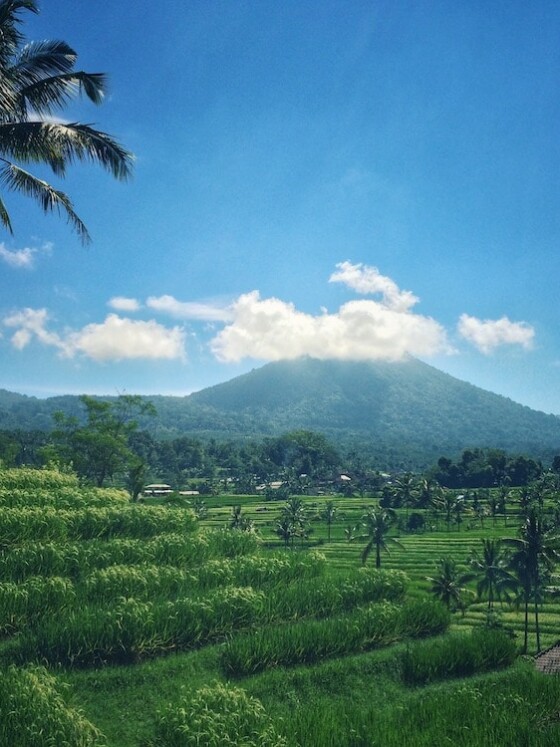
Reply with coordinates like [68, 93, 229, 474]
[0, 467, 78, 491]
[0, 486, 129, 508]
[0, 505, 197, 547]
[263, 568, 407, 621]
[0, 533, 209, 581]
[83, 552, 328, 602]
[222, 599, 450, 676]
[10, 587, 266, 666]
[400, 628, 517, 685]
[0, 665, 103, 746]
[152, 683, 287, 747]
[369, 665, 560, 746]
[0, 576, 75, 633]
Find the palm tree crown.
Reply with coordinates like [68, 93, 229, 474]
[357, 505, 403, 568]
[427, 557, 474, 612]
[0, 0, 133, 242]
[469, 539, 516, 611]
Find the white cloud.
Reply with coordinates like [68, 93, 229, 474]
[0, 241, 52, 269]
[67, 315, 186, 362]
[147, 294, 233, 322]
[3, 308, 186, 362]
[0, 243, 36, 269]
[457, 314, 535, 354]
[329, 261, 418, 312]
[108, 296, 142, 312]
[210, 291, 450, 363]
[4, 308, 70, 353]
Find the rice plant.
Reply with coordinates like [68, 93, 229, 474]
[152, 682, 287, 747]
[400, 627, 517, 685]
[0, 576, 75, 633]
[0, 665, 103, 746]
[0, 467, 79, 491]
[221, 602, 402, 676]
[12, 587, 267, 666]
[0, 485, 129, 509]
[0, 505, 197, 548]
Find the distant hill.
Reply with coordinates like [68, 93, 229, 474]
[2, 357, 560, 470]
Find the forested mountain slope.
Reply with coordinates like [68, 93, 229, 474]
[2, 357, 560, 469]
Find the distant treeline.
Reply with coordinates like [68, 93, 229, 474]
[0, 429, 552, 491]
[428, 448, 543, 488]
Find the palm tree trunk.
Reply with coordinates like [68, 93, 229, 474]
[524, 595, 529, 654]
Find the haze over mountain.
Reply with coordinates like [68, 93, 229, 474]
[1, 358, 560, 470]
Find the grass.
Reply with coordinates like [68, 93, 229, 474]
[3, 472, 560, 745]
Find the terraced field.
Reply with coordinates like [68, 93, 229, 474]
[2, 469, 560, 746]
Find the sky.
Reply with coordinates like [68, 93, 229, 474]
[0, 0, 559, 414]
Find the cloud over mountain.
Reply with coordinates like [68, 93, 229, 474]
[210, 290, 450, 363]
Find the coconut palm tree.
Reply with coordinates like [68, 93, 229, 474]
[320, 500, 337, 542]
[469, 539, 516, 612]
[391, 473, 418, 523]
[505, 507, 560, 652]
[427, 557, 474, 613]
[0, 0, 133, 242]
[434, 489, 455, 532]
[356, 505, 403, 568]
[229, 505, 255, 533]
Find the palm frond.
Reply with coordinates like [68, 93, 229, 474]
[20, 72, 107, 115]
[0, 193, 12, 233]
[13, 39, 77, 81]
[0, 121, 133, 179]
[361, 540, 373, 566]
[0, 1, 37, 68]
[0, 160, 90, 243]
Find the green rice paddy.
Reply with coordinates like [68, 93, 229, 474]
[1, 468, 560, 746]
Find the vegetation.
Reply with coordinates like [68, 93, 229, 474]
[400, 628, 517, 685]
[0, 0, 133, 242]
[2, 357, 560, 472]
[152, 683, 287, 747]
[4, 464, 560, 745]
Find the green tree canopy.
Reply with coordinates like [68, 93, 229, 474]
[52, 395, 155, 487]
[0, 0, 133, 241]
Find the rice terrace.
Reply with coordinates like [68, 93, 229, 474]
[2, 463, 560, 746]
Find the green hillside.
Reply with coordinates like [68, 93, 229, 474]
[187, 358, 560, 462]
[2, 357, 560, 469]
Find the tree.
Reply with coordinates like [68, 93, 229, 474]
[391, 473, 418, 523]
[229, 505, 255, 533]
[320, 500, 337, 542]
[469, 539, 516, 612]
[356, 505, 402, 568]
[505, 506, 560, 652]
[427, 557, 473, 612]
[452, 494, 469, 532]
[0, 0, 133, 242]
[52, 394, 155, 487]
[434, 489, 455, 532]
[275, 496, 309, 550]
[275, 515, 294, 549]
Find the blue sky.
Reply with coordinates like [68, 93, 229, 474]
[1, 0, 559, 414]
